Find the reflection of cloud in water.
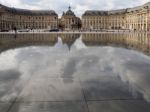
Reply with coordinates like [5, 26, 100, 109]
[109, 48, 150, 102]
[54, 37, 69, 52]
[0, 39, 150, 103]
[112, 60, 150, 102]
[0, 69, 22, 102]
[71, 36, 87, 51]
[0, 50, 18, 71]
[69, 47, 150, 102]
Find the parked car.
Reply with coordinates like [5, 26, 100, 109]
[49, 29, 59, 32]
[0, 29, 9, 32]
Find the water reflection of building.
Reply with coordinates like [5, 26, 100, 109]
[0, 33, 150, 56]
[0, 34, 58, 52]
[60, 34, 80, 49]
[82, 33, 150, 56]
[0, 33, 81, 52]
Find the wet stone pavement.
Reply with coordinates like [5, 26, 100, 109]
[0, 33, 150, 112]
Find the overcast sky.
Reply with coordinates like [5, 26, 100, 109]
[0, 0, 150, 17]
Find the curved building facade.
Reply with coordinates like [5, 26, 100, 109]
[0, 4, 58, 31]
[82, 2, 150, 31]
[1, 2, 150, 32]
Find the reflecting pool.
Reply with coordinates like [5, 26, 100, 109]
[0, 33, 150, 112]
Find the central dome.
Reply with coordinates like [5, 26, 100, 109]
[65, 6, 75, 16]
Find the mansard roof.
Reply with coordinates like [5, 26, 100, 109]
[82, 9, 126, 16]
[108, 9, 127, 15]
[82, 10, 108, 16]
[0, 4, 58, 16]
[82, 2, 150, 16]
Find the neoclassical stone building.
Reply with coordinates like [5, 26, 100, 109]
[59, 6, 81, 30]
[0, 4, 58, 31]
[82, 9, 126, 30]
[82, 2, 150, 31]
[1, 2, 150, 32]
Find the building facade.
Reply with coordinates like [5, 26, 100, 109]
[82, 2, 150, 31]
[0, 4, 58, 31]
[1, 2, 150, 32]
[59, 6, 81, 30]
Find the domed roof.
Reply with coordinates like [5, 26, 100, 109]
[65, 6, 75, 16]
